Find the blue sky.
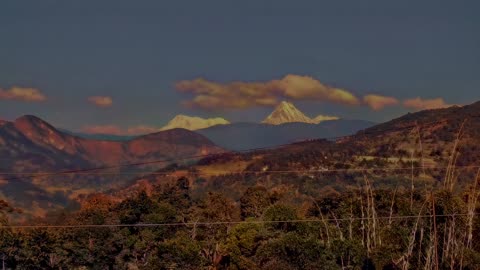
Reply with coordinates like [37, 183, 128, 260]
[1, 0, 479, 134]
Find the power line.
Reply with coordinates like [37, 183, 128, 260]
[1, 165, 480, 176]
[1, 213, 475, 229]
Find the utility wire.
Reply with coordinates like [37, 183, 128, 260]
[1, 213, 475, 229]
[1, 165, 480, 176]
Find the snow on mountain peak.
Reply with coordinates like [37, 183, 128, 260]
[160, 115, 230, 131]
[161, 102, 338, 130]
[262, 101, 314, 125]
[261, 101, 341, 125]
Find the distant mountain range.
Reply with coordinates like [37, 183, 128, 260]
[159, 101, 340, 130]
[66, 102, 342, 140]
[66, 101, 372, 150]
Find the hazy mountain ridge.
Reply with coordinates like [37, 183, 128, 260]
[197, 119, 375, 150]
[59, 129, 137, 141]
[61, 101, 355, 150]
[64, 118, 374, 151]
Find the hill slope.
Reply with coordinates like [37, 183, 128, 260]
[0, 115, 222, 216]
[343, 102, 480, 166]
[1, 115, 222, 171]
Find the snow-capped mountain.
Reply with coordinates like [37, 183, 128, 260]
[262, 101, 313, 125]
[262, 101, 338, 125]
[160, 115, 230, 131]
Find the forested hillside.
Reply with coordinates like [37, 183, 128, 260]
[1, 175, 479, 269]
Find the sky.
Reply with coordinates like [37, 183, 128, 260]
[1, 0, 479, 135]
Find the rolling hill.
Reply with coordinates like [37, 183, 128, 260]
[0, 115, 222, 171]
[343, 101, 480, 167]
[0, 115, 222, 217]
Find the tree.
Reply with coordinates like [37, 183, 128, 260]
[263, 204, 298, 232]
[0, 199, 22, 269]
[223, 222, 265, 269]
[156, 177, 192, 210]
[255, 232, 337, 269]
[240, 186, 273, 219]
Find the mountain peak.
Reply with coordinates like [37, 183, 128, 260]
[262, 101, 314, 125]
[160, 115, 230, 131]
[277, 101, 299, 111]
[279, 100, 294, 106]
[15, 114, 43, 122]
[14, 115, 57, 133]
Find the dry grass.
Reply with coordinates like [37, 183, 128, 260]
[196, 160, 251, 175]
